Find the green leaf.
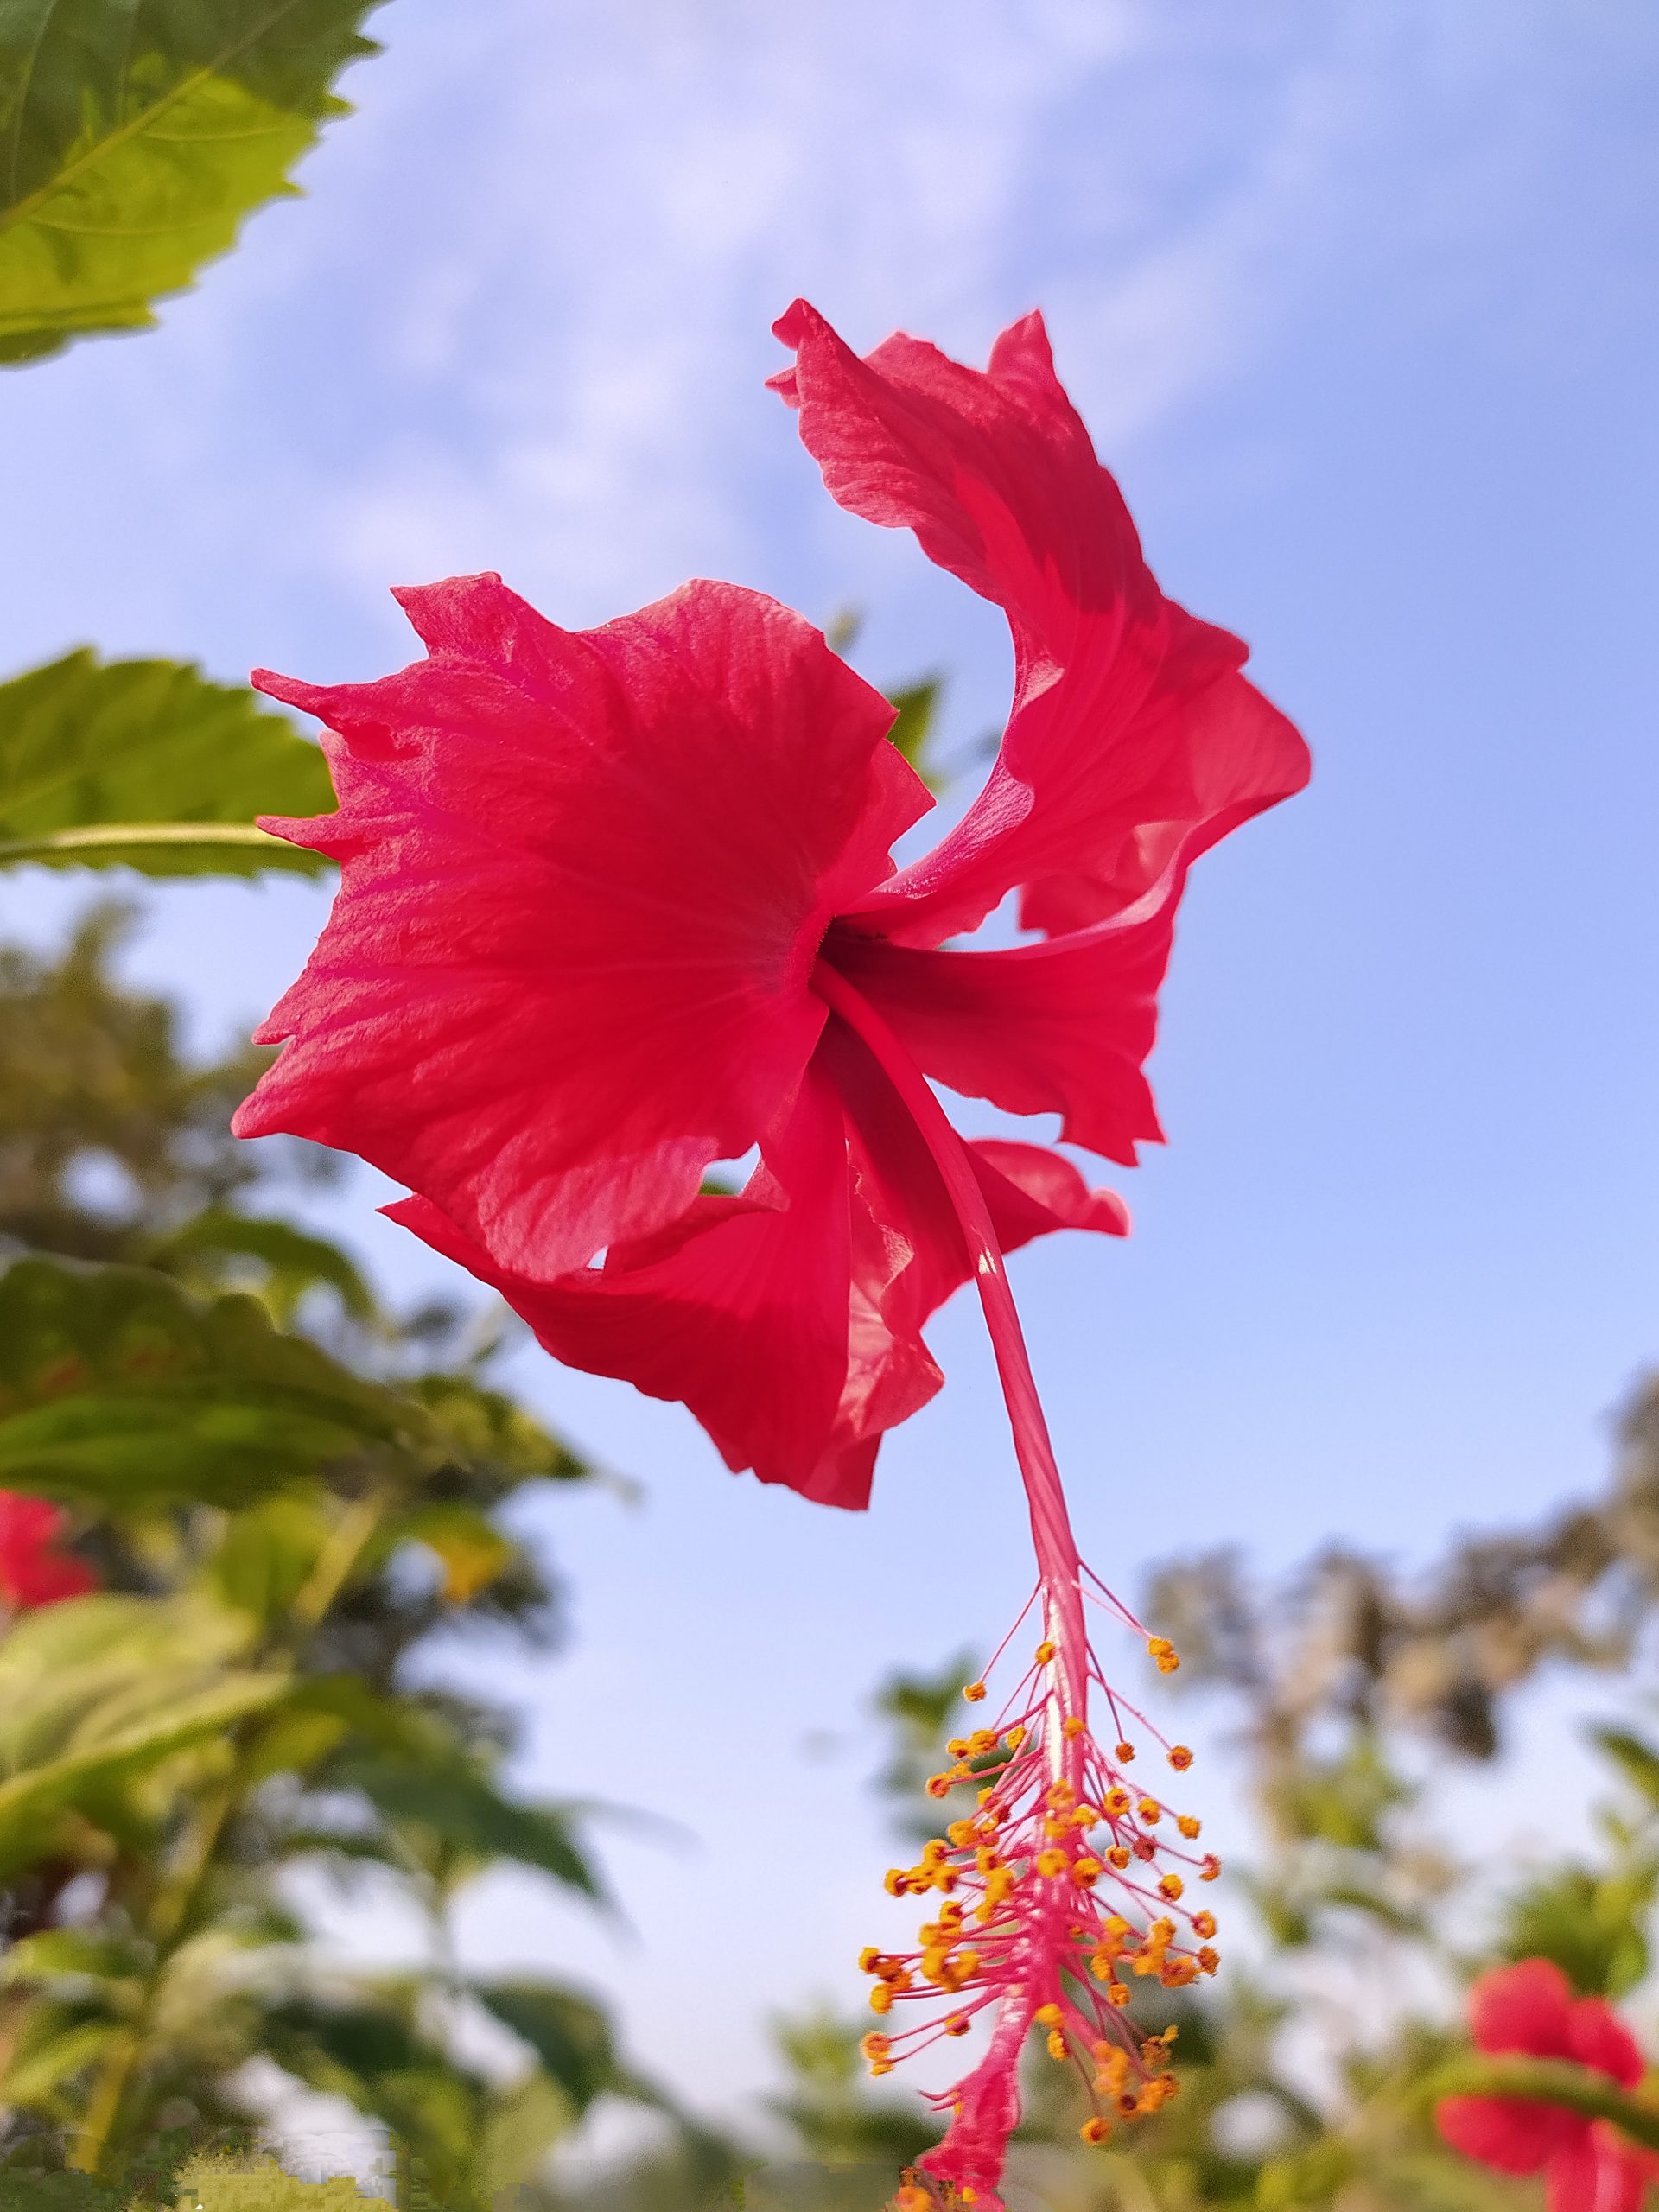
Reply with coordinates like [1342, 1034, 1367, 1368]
[0, 1255, 421, 1504]
[0, 2014, 122, 2105]
[884, 677, 944, 787]
[0, 1662, 290, 1878]
[330, 1748, 605, 1904]
[470, 1980, 617, 2115]
[406, 1371, 593, 1485]
[174, 2152, 381, 2208]
[1595, 1726, 1659, 1808]
[0, 651, 334, 875]
[150, 1211, 376, 1323]
[0, 2178, 119, 2212]
[0, 0, 383, 365]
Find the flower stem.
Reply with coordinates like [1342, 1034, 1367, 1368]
[811, 963, 1088, 1756]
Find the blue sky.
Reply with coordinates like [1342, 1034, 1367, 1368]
[4, 0, 1658, 2143]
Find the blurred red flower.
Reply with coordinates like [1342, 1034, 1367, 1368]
[1439, 1958, 1659, 2212]
[0, 1493, 96, 1611]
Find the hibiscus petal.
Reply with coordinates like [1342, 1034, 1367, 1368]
[823, 893, 1174, 1167]
[771, 300, 1309, 948]
[235, 573, 927, 1279]
[1471, 1960, 1579, 2061]
[1437, 2096, 1575, 2177]
[1569, 1997, 1647, 2091]
[385, 1058, 861, 1503]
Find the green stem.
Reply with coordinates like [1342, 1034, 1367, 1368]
[1427, 2054, 1659, 2153]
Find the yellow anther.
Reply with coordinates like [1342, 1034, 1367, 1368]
[869, 1984, 893, 2014]
[884, 1869, 911, 1897]
[1167, 1744, 1194, 1771]
[1046, 1778, 1077, 1810]
[859, 1947, 881, 1974]
[921, 1839, 950, 1865]
[1147, 1637, 1180, 1675]
[1106, 1845, 1131, 1870]
[1192, 1910, 1217, 1940]
[1137, 1796, 1162, 1824]
[1073, 1857, 1103, 1888]
[1107, 1980, 1131, 2006]
[1116, 1740, 1135, 1762]
[1149, 1918, 1177, 1943]
[925, 1774, 952, 1800]
[1103, 1787, 1132, 1818]
[1034, 2003, 1062, 2026]
[945, 2011, 970, 2037]
[1198, 1945, 1220, 1975]
[921, 1947, 951, 1985]
[963, 1681, 988, 1703]
[1080, 2115, 1112, 2146]
[1036, 1847, 1069, 1878]
[1046, 2029, 1067, 2061]
[975, 1846, 1002, 1875]
[1159, 1873, 1185, 1901]
[893, 2189, 929, 2212]
[969, 1729, 1000, 1755]
[1160, 1956, 1199, 1989]
[1200, 1854, 1222, 1882]
[947, 1819, 975, 1848]
[1063, 1714, 1085, 1738]
[946, 1737, 970, 1758]
[1005, 1725, 1027, 1750]
[1034, 1639, 1057, 1664]
[1177, 1814, 1201, 1840]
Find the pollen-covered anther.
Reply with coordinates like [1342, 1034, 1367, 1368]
[1080, 2117, 1112, 2146]
[1072, 1856, 1103, 1888]
[1147, 1637, 1181, 1675]
[1103, 1786, 1132, 1817]
[1036, 1847, 1069, 1878]
[1137, 1796, 1162, 1824]
[1063, 1713, 1085, 1738]
[963, 1681, 988, 1704]
[1116, 1740, 1136, 1762]
[1106, 1845, 1131, 1870]
[1034, 2004, 1062, 2026]
[1192, 1910, 1217, 1939]
[1177, 1814, 1202, 1839]
[1159, 1873, 1185, 1901]
[1200, 1854, 1222, 1882]
[1034, 1639, 1058, 1664]
[1198, 1946, 1221, 1975]
[1166, 1744, 1194, 1771]
[1046, 2029, 1068, 2061]
[944, 2012, 970, 2037]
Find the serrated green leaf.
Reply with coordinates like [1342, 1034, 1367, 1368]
[0, 1255, 420, 1503]
[471, 1980, 616, 2115]
[0, 0, 384, 365]
[0, 651, 334, 875]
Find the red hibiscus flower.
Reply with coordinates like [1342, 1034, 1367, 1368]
[234, 302, 1307, 2208]
[0, 1493, 96, 1611]
[1439, 1959, 1659, 2212]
